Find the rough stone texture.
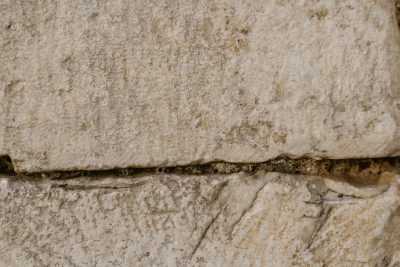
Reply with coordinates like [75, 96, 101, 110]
[1, 0, 400, 172]
[1, 172, 400, 267]
[2, 1, 400, 265]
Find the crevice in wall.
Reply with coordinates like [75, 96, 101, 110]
[2, 155, 399, 186]
[0, 156, 15, 175]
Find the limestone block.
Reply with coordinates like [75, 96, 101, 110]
[1, 0, 400, 172]
[1, 172, 399, 266]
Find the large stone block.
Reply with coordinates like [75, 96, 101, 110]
[1, 0, 400, 172]
[1, 172, 399, 266]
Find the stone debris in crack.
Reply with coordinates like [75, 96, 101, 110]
[3, 155, 399, 184]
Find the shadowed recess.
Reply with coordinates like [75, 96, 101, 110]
[0, 156, 15, 175]
[2, 155, 399, 185]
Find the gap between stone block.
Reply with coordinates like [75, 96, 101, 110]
[1, 155, 399, 187]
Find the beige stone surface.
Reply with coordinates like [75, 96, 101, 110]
[1, 0, 400, 172]
[1, 172, 399, 266]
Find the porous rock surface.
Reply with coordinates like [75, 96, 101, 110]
[1, 172, 400, 267]
[1, 0, 400, 266]
[1, 0, 400, 172]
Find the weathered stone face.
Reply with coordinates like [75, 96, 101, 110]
[1, 1, 400, 265]
[1, 0, 400, 172]
[1, 172, 399, 267]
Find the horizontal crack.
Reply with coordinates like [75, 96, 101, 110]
[1, 155, 399, 184]
[52, 181, 147, 190]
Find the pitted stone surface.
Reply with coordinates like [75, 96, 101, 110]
[0, 172, 400, 267]
[1, 0, 400, 172]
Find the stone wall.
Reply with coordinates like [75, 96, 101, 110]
[1, 0, 400, 266]
[2, 173, 400, 266]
